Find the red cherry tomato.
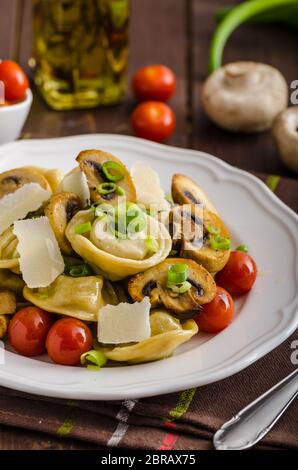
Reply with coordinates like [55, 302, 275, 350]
[194, 287, 234, 334]
[46, 318, 93, 366]
[8, 307, 53, 357]
[0, 60, 29, 102]
[132, 64, 176, 102]
[216, 251, 257, 295]
[131, 101, 176, 142]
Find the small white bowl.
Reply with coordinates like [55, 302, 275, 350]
[0, 89, 33, 145]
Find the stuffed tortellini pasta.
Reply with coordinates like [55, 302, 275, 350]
[65, 206, 172, 281]
[103, 310, 198, 363]
[23, 274, 118, 321]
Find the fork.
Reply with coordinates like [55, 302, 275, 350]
[213, 368, 298, 450]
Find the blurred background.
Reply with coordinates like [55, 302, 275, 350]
[0, 0, 297, 177]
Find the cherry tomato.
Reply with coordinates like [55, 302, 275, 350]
[132, 64, 176, 102]
[46, 318, 93, 366]
[131, 101, 176, 142]
[0, 60, 29, 102]
[216, 251, 257, 295]
[8, 307, 53, 357]
[194, 287, 234, 334]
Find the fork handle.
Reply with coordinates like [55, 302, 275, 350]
[213, 368, 298, 450]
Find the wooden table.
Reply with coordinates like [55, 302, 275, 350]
[0, 0, 297, 450]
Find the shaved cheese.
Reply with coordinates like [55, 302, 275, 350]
[13, 217, 64, 288]
[131, 161, 169, 209]
[0, 183, 51, 235]
[62, 171, 90, 204]
[98, 297, 151, 344]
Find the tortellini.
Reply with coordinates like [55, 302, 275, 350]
[23, 274, 118, 322]
[0, 226, 20, 272]
[65, 209, 172, 281]
[103, 310, 198, 363]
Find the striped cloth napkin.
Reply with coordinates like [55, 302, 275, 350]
[0, 174, 297, 450]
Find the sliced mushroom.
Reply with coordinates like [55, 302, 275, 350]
[171, 205, 230, 273]
[172, 174, 218, 214]
[76, 149, 136, 203]
[0, 167, 51, 199]
[202, 61, 288, 132]
[45, 192, 82, 255]
[272, 106, 298, 174]
[128, 258, 216, 318]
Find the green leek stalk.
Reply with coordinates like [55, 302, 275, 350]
[215, 2, 298, 28]
[209, 0, 298, 73]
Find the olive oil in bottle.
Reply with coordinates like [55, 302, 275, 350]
[31, 0, 129, 110]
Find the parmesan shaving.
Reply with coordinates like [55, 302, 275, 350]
[13, 217, 64, 288]
[62, 170, 90, 204]
[131, 161, 170, 209]
[98, 297, 151, 344]
[0, 183, 51, 235]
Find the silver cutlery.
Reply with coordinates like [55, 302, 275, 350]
[214, 368, 298, 450]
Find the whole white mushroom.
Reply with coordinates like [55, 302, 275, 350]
[272, 106, 298, 174]
[202, 61, 288, 132]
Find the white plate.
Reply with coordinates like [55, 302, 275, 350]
[0, 134, 297, 400]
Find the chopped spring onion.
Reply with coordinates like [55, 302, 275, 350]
[97, 182, 117, 195]
[236, 244, 249, 253]
[90, 202, 100, 211]
[167, 264, 189, 284]
[165, 193, 174, 204]
[207, 224, 220, 235]
[37, 293, 49, 300]
[209, 235, 231, 250]
[127, 215, 146, 234]
[68, 264, 93, 277]
[75, 221, 92, 234]
[116, 186, 126, 196]
[167, 281, 192, 294]
[94, 203, 115, 218]
[80, 349, 107, 370]
[145, 236, 159, 253]
[102, 160, 125, 182]
[265, 174, 280, 192]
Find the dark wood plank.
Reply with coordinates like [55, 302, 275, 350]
[0, 0, 18, 59]
[19, 0, 188, 147]
[192, 0, 297, 177]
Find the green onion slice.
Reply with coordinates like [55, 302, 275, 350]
[165, 193, 174, 204]
[145, 236, 159, 253]
[68, 265, 92, 277]
[167, 281, 192, 294]
[127, 215, 146, 234]
[207, 224, 220, 235]
[236, 244, 249, 253]
[80, 349, 107, 370]
[265, 175, 280, 192]
[98, 182, 117, 195]
[167, 264, 189, 284]
[209, 235, 231, 251]
[102, 161, 125, 182]
[116, 186, 125, 196]
[75, 221, 92, 234]
[37, 293, 49, 300]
